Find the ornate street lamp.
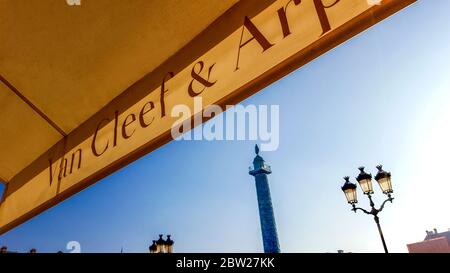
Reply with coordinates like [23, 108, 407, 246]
[341, 165, 394, 253]
[149, 234, 174, 253]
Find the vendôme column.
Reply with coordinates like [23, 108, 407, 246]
[249, 145, 280, 253]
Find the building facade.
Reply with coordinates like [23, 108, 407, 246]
[407, 228, 450, 253]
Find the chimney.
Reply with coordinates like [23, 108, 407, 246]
[433, 228, 438, 234]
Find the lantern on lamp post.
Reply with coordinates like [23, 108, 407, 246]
[341, 176, 357, 205]
[340, 165, 394, 253]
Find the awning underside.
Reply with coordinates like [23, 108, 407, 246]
[0, 0, 238, 183]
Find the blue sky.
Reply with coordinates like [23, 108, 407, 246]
[1, 0, 450, 253]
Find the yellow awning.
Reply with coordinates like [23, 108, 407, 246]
[0, 0, 415, 234]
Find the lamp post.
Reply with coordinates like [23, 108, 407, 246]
[341, 165, 394, 253]
[149, 234, 174, 253]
